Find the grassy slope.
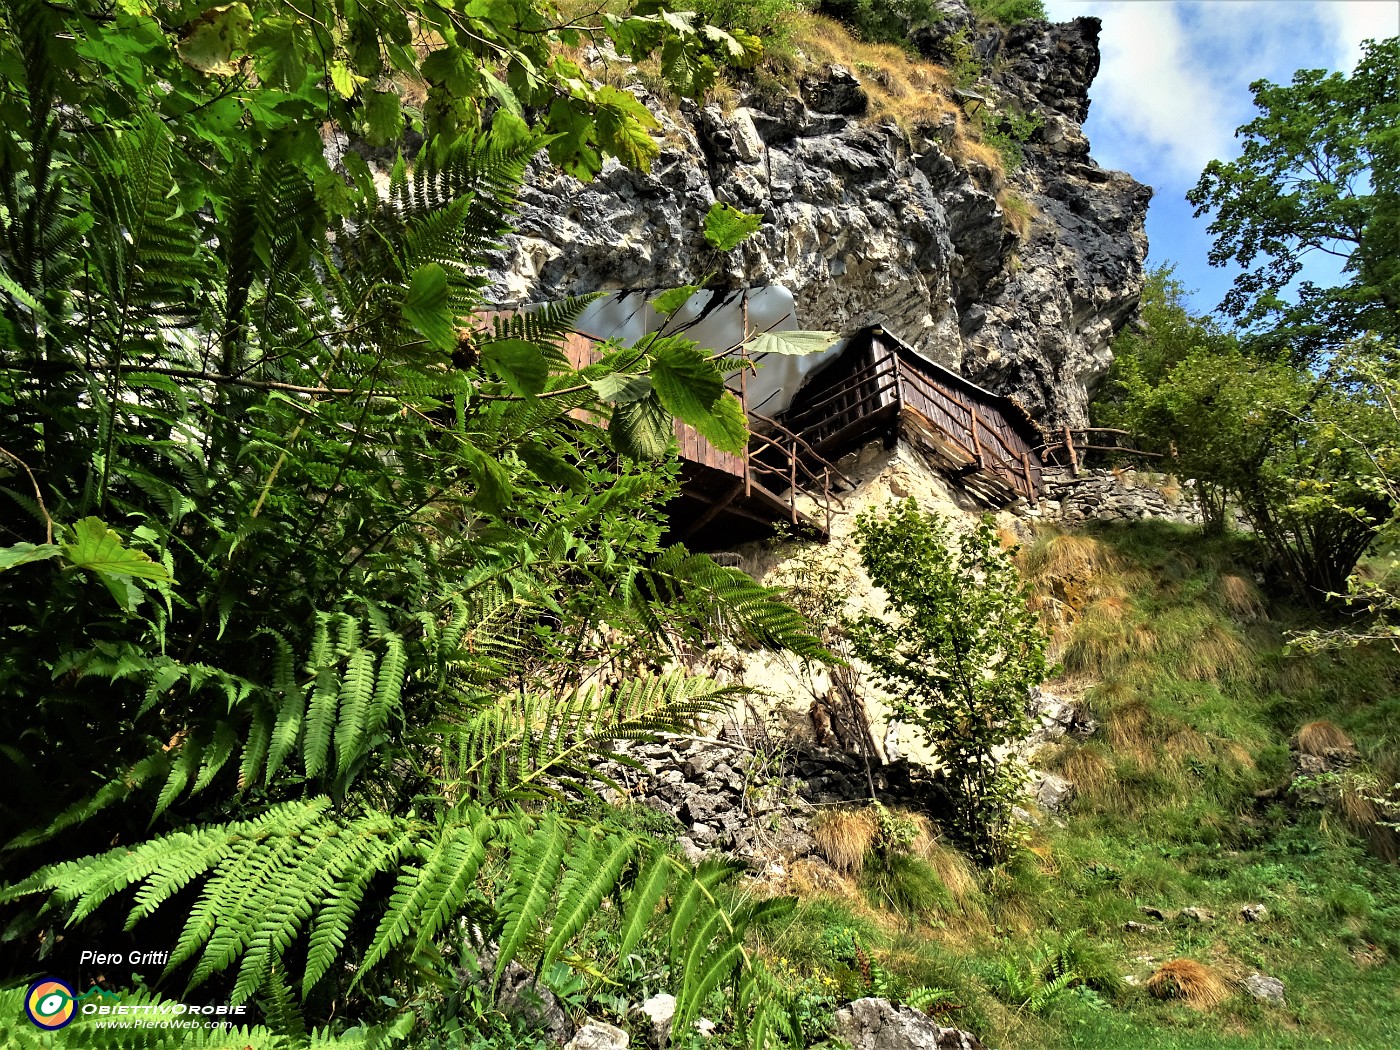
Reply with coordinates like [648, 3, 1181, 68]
[762, 520, 1400, 1050]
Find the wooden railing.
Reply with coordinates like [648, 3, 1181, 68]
[1038, 427, 1164, 474]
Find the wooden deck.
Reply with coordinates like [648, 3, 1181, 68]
[476, 310, 1048, 540]
[776, 327, 1045, 505]
[477, 311, 836, 544]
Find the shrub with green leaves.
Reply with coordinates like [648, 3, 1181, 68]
[849, 501, 1048, 862]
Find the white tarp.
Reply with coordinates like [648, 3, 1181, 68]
[573, 286, 849, 418]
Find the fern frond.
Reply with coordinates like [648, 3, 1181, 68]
[539, 832, 633, 975]
[493, 813, 568, 987]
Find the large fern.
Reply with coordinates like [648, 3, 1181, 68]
[3, 799, 797, 1044]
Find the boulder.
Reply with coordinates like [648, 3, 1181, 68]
[565, 1020, 630, 1050]
[1031, 771, 1075, 813]
[638, 992, 676, 1046]
[800, 64, 870, 117]
[1240, 903, 1268, 923]
[1243, 973, 1285, 1006]
[834, 997, 985, 1050]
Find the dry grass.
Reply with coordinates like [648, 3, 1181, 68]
[1018, 532, 1131, 643]
[999, 190, 1036, 239]
[1215, 573, 1267, 622]
[1051, 744, 1115, 802]
[1296, 719, 1355, 757]
[812, 807, 877, 876]
[913, 835, 985, 915]
[778, 14, 1014, 194]
[1145, 959, 1231, 1009]
[1177, 623, 1249, 682]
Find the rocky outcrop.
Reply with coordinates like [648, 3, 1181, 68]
[487, 1, 1149, 426]
[606, 735, 946, 867]
[834, 998, 985, 1050]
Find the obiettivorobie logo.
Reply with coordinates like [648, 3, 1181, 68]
[24, 978, 117, 1030]
[22, 977, 249, 1031]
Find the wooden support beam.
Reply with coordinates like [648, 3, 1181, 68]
[678, 479, 745, 541]
[1063, 425, 1080, 476]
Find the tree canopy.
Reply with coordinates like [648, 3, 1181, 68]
[1187, 36, 1399, 364]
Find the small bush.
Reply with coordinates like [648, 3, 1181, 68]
[970, 0, 1047, 24]
[1038, 930, 1127, 999]
[694, 0, 814, 52]
[1145, 959, 1230, 1009]
[818, 0, 946, 47]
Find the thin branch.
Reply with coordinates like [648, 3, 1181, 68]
[0, 445, 54, 544]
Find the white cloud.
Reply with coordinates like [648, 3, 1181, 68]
[1044, 1, 1235, 181]
[1314, 0, 1399, 70]
[1040, 1, 1398, 185]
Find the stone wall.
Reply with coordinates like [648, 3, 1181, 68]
[1031, 466, 1201, 525]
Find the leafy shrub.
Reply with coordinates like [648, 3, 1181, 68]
[818, 0, 946, 47]
[849, 502, 1049, 862]
[695, 0, 815, 52]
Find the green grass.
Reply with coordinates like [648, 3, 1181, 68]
[764, 520, 1400, 1049]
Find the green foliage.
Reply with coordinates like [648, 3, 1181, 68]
[0, 3, 822, 1040]
[976, 104, 1042, 173]
[1111, 340, 1398, 596]
[817, 0, 946, 48]
[848, 502, 1049, 862]
[692, 0, 814, 54]
[969, 0, 1047, 27]
[1094, 263, 1240, 432]
[1187, 37, 1400, 365]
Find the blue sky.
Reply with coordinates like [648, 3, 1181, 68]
[1041, 0, 1399, 319]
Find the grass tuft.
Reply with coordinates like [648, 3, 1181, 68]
[1145, 958, 1231, 1009]
[813, 807, 878, 876]
[1296, 719, 1355, 756]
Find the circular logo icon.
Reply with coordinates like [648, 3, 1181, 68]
[25, 978, 76, 1030]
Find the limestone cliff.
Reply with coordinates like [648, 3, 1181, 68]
[486, 1, 1150, 426]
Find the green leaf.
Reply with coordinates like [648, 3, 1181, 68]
[402, 263, 454, 351]
[650, 341, 724, 422]
[745, 330, 841, 356]
[587, 373, 652, 405]
[594, 86, 660, 172]
[650, 285, 701, 316]
[177, 3, 252, 76]
[611, 393, 675, 460]
[0, 542, 61, 573]
[62, 518, 172, 581]
[689, 390, 748, 455]
[363, 90, 403, 147]
[328, 60, 357, 99]
[703, 202, 761, 251]
[481, 339, 548, 397]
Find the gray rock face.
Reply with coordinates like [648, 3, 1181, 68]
[487, 1, 1148, 426]
[1029, 770, 1075, 813]
[834, 997, 986, 1050]
[1244, 973, 1285, 1006]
